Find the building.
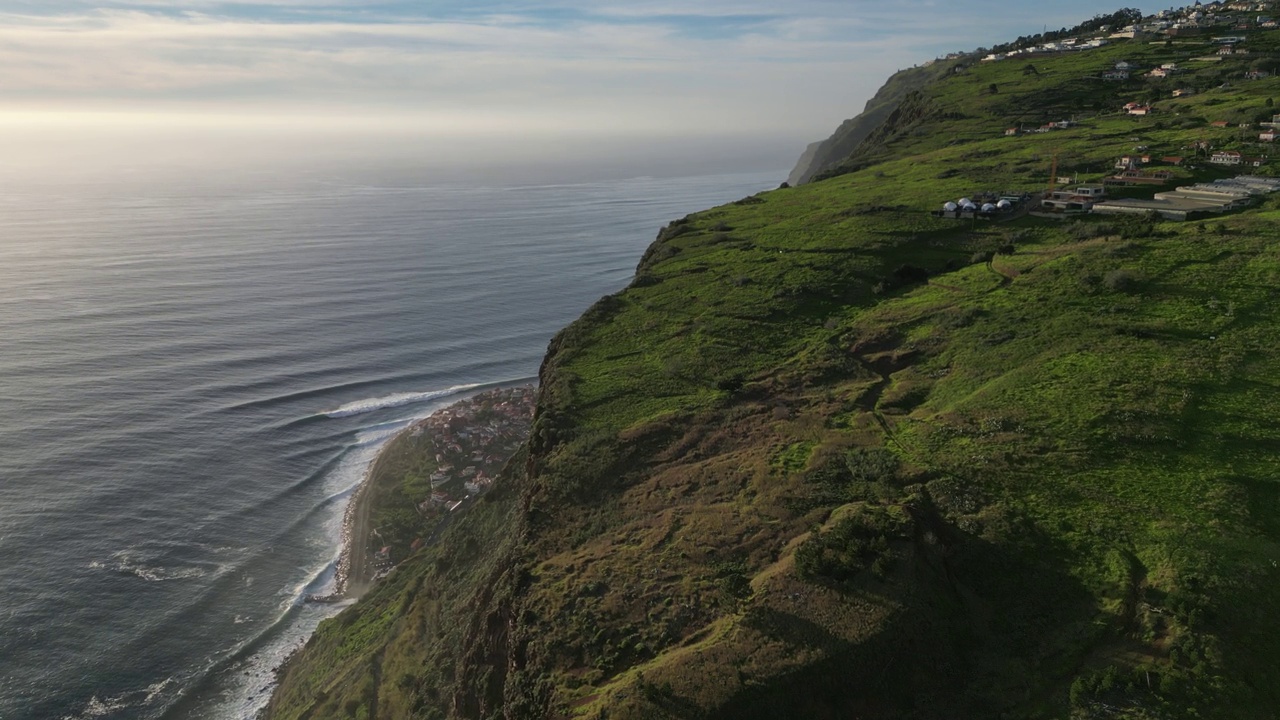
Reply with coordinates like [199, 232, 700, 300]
[1211, 150, 1243, 164]
[1097, 176, 1280, 220]
[1005, 127, 1020, 136]
[1261, 129, 1278, 141]
[1105, 169, 1175, 185]
[1091, 196, 1224, 220]
[1173, 88, 1196, 97]
[1127, 105, 1152, 116]
[1211, 120, 1231, 127]
[1041, 186, 1107, 212]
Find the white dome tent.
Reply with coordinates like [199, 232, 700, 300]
[981, 203, 997, 213]
[943, 201, 959, 212]
[996, 199, 1013, 210]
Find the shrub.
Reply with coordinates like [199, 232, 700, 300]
[844, 447, 900, 483]
[1069, 222, 1115, 240]
[1104, 269, 1137, 292]
[892, 264, 930, 283]
[795, 508, 905, 585]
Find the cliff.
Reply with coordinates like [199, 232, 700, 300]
[786, 61, 958, 185]
[266, 20, 1280, 720]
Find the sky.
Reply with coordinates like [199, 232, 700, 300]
[0, 1, 1167, 177]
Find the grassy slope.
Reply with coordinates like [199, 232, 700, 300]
[267, 32, 1280, 720]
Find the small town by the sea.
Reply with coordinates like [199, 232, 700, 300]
[333, 385, 536, 599]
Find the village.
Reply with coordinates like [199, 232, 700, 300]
[938, 163, 1280, 221]
[365, 385, 537, 579]
[1013, 102, 1280, 219]
[410, 384, 535, 516]
[929, 1, 1280, 67]
[931, 0, 1280, 221]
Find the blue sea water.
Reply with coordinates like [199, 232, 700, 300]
[0, 163, 780, 719]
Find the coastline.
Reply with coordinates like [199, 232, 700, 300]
[332, 436, 382, 599]
[326, 384, 537, 601]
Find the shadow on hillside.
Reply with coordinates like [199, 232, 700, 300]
[699, 513, 1100, 720]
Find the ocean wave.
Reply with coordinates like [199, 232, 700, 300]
[60, 677, 175, 720]
[320, 383, 484, 418]
[90, 550, 214, 583]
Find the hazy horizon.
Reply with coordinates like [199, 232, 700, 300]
[0, 0, 1169, 184]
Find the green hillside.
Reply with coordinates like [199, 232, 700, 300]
[266, 19, 1280, 720]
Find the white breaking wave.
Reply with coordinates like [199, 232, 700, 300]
[89, 550, 212, 582]
[60, 677, 175, 720]
[321, 383, 484, 418]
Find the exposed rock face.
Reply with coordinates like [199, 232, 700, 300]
[786, 141, 822, 186]
[786, 62, 954, 185]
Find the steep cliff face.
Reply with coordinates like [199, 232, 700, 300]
[786, 61, 957, 185]
[785, 141, 822, 186]
[267, 27, 1280, 720]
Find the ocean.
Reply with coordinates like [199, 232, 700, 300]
[0, 161, 780, 720]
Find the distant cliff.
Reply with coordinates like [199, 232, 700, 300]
[787, 61, 958, 185]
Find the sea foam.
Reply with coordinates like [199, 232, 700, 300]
[321, 383, 483, 418]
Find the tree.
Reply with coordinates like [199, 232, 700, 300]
[988, 83, 999, 95]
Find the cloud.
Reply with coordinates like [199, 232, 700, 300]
[0, 0, 1166, 141]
